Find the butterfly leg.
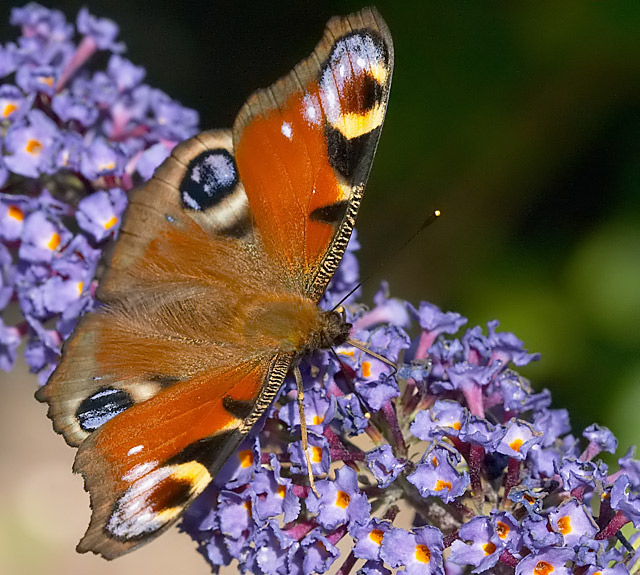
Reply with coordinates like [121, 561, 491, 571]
[293, 365, 320, 496]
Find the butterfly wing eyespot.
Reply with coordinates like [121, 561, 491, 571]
[36, 7, 393, 560]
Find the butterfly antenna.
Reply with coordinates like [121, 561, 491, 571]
[346, 338, 397, 375]
[331, 209, 441, 311]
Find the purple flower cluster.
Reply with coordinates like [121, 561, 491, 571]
[180, 262, 640, 574]
[0, 3, 199, 383]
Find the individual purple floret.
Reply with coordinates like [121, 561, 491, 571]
[548, 498, 598, 547]
[448, 516, 503, 573]
[366, 444, 405, 488]
[380, 526, 444, 575]
[516, 547, 576, 575]
[407, 443, 470, 503]
[305, 466, 370, 529]
[350, 518, 392, 561]
[76, 188, 127, 242]
[4, 110, 60, 177]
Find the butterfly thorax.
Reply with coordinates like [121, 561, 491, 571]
[237, 293, 351, 357]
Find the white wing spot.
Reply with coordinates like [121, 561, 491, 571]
[356, 57, 366, 69]
[127, 445, 144, 456]
[281, 121, 292, 139]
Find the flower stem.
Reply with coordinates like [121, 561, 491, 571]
[596, 510, 630, 540]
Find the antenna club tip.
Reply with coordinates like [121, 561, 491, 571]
[434, 209, 441, 217]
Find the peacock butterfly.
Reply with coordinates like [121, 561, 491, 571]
[36, 7, 393, 559]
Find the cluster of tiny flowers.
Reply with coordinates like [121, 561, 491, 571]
[182, 253, 640, 574]
[0, 2, 199, 383]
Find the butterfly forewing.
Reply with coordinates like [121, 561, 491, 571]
[234, 6, 393, 300]
[36, 7, 393, 559]
[98, 130, 251, 302]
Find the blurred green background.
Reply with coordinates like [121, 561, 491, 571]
[1, 1, 639, 574]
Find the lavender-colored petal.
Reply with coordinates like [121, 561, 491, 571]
[287, 431, 331, 477]
[76, 8, 124, 51]
[350, 518, 391, 561]
[76, 188, 127, 242]
[136, 142, 170, 179]
[380, 526, 444, 575]
[80, 137, 125, 180]
[448, 516, 503, 573]
[366, 444, 405, 488]
[496, 418, 543, 460]
[306, 466, 370, 529]
[0, 83, 31, 121]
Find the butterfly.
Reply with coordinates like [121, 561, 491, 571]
[36, 7, 393, 559]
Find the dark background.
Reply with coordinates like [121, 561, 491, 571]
[1, 1, 639, 573]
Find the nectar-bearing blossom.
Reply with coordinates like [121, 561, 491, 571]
[3, 4, 640, 575]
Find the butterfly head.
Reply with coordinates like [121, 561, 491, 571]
[313, 309, 352, 353]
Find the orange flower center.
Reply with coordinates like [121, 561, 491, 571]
[509, 438, 523, 452]
[104, 216, 118, 229]
[25, 139, 42, 155]
[483, 542, 496, 555]
[496, 521, 510, 539]
[2, 103, 17, 117]
[8, 205, 24, 221]
[277, 485, 287, 498]
[369, 529, 384, 545]
[312, 414, 324, 425]
[533, 561, 554, 575]
[47, 232, 61, 250]
[336, 490, 350, 509]
[361, 361, 371, 378]
[311, 446, 323, 463]
[415, 544, 431, 563]
[557, 516, 571, 535]
[435, 480, 452, 492]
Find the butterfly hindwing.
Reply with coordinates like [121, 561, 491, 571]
[74, 353, 292, 559]
[35, 312, 169, 447]
[233, 6, 393, 300]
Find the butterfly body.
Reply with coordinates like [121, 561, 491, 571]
[37, 7, 393, 559]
